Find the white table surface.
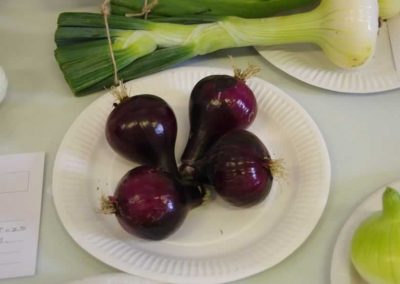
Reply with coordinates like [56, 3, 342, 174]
[1, 1, 400, 283]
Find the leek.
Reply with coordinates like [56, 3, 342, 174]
[110, 0, 399, 21]
[351, 187, 400, 284]
[54, 0, 378, 96]
[110, 0, 320, 19]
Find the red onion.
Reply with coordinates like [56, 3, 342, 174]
[105, 94, 178, 175]
[102, 165, 205, 240]
[200, 129, 276, 207]
[180, 70, 258, 179]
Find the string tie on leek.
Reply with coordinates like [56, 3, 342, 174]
[125, 0, 158, 19]
[101, 0, 130, 103]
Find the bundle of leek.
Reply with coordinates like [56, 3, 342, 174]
[55, 0, 378, 96]
[110, 0, 320, 20]
[110, 0, 399, 21]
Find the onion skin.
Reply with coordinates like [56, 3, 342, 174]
[108, 166, 203, 240]
[211, 155, 273, 207]
[105, 94, 179, 175]
[180, 74, 257, 178]
[201, 130, 273, 207]
[350, 187, 400, 284]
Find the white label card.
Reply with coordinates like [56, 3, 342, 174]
[0, 152, 45, 279]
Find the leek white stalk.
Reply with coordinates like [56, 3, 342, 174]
[55, 0, 379, 95]
[379, 0, 400, 19]
[149, 0, 378, 68]
[351, 187, 400, 284]
[112, 0, 379, 68]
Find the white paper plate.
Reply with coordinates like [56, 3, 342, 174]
[66, 273, 166, 284]
[52, 66, 331, 284]
[330, 180, 400, 284]
[256, 21, 400, 93]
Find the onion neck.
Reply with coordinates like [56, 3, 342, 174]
[110, 81, 130, 105]
[262, 157, 285, 178]
[382, 187, 400, 219]
[158, 155, 180, 177]
[176, 177, 210, 209]
[180, 130, 211, 178]
[100, 195, 117, 214]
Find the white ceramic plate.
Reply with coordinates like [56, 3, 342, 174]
[256, 21, 400, 93]
[330, 180, 400, 284]
[52, 66, 331, 284]
[66, 273, 166, 284]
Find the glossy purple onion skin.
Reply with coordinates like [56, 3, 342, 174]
[203, 130, 273, 207]
[105, 95, 178, 175]
[112, 166, 190, 240]
[180, 75, 257, 175]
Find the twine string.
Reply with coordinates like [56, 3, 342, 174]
[101, 0, 119, 86]
[102, 0, 129, 102]
[126, 0, 159, 19]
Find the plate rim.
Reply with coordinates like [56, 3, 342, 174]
[52, 66, 331, 284]
[330, 179, 400, 284]
[66, 272, 166, 284]
[255, 21, 400, 94]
